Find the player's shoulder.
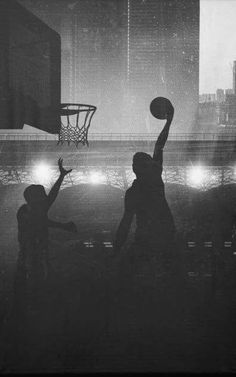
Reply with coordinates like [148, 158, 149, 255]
[17, 204, 29, 218]
[126, 186, 133, 195]
[125, 184, 138, 204]
[125, 185, 136, 198]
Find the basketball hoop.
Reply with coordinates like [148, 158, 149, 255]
[58, 103, 96, 147]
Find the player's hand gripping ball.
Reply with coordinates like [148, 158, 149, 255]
[150, 97, 174, 120]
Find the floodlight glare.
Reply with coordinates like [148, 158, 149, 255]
[188, 165, 206, 187]
[89, 171, 106, 184]
[33, 162, 52, 183]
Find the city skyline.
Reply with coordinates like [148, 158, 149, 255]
[3, 0, 235, 133]
[200, 0, 236, 94]
[199, 58, 236, 98]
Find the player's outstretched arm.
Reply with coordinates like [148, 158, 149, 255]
[47, 158, 72, 208]
[153, 108, 174, 163]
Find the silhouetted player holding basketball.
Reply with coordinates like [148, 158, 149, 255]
[16, 158, 77, 305]
[114, 97, 175, 259]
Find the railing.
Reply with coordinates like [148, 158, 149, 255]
[0, 133, 58, 141]
[89, 132, 236, 141]
[0, 132, 236, 141]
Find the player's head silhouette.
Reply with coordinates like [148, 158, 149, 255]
[132, 152, 156, 180]
[24, 184, 47, 207]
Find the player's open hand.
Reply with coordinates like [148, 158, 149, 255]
[58, 157, 72, 176]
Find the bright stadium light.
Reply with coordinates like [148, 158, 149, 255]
[188, 165, 206, 187]
[89, 171, 106, 184]
[33, 162, 52, 184]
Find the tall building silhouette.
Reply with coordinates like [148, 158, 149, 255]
[20, 0, 199, 133]
[128, 0, 199, 132]
[216, 89, 225, 103]
[233, 60, 236, 95]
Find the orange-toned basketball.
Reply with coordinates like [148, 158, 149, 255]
[150, 97, 173, 119]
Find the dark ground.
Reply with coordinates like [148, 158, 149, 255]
[0, 182, 236, 373]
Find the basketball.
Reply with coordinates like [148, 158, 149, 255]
[150, 97, 174, 119]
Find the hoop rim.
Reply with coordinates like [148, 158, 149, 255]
[61, 103, 97, 109]
[58, 103, 97, 146]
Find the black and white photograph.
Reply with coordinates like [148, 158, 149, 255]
[0, 0, 236, 373]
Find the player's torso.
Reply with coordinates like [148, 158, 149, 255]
[17, 204, 49, 250]
[129, 179, 175, 243]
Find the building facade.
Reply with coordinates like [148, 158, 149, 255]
[216, 89, 225, 103]
[233, 60, 236, 95]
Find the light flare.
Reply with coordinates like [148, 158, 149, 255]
[32, 162, 52, 184]
[187, 165, 206, 187]
[88, 171, 106, 184]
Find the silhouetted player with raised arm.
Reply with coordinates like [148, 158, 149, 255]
[114, 98, 175, 260]
[16, 158, 77, 303]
